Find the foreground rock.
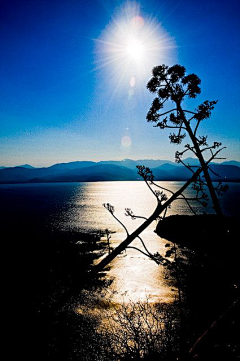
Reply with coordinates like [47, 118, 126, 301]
[156, 214, 238, 251]
[156, 214, 240, 360]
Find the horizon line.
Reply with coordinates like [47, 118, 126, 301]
[1, 157, 239, 169]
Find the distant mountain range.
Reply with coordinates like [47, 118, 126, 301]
[0, 158, 239, 183]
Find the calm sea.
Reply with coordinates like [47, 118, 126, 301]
[1, 181, 239, 301]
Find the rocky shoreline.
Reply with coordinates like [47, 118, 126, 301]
[155, 214, 240, 360]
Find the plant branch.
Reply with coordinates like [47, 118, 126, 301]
[183, 110, 197, 115]
[103, 203, 129, 236]
[125, 208, 148, 221]
[150, 181, 175, 196]
[93, 166, 203, 275]
[158, 108, 177, 117]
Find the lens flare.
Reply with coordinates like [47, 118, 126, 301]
[94, 3, 176, 91]
[121, 135, 132, 147]
[130, 76, 136, 87]
[131, 15, 145, 29]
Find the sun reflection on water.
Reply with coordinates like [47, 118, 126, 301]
[58, 181, 207, 303]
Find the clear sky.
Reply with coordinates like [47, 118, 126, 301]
[0, 0, 240, 167]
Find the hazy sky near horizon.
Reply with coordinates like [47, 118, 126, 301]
[0, 0, 240, 167]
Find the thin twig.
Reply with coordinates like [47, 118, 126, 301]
[158, 108, 177, 117]
[111, 212, 129, 236]
[150, 181, 175, 196]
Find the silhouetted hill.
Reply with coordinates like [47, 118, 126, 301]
[18, 164, 35, 169]
[221, 160, 240, 167]
[47, 161, 96, 172]
[0, 167, 34, 183]
[181, 158, 240, 168]
[0, 159, 239, 183]
[153, 164, 240, 181]
[0, 162, 97, 183]
[35, 164, 137, 182]
[99, 158, 176, 169]
[0, 166, 67, 183]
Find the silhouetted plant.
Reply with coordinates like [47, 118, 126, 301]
[95, 297, 180, 360]
[103, 228, 113, 255]
[146, 64, 226, 215]
[90, 64, 231, 360]
[93, 64, 226, 277]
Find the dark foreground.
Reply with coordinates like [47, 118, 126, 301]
[4, 219, 109, 360]
[156, 214, 240, 360]
[4, 215, 240, 360]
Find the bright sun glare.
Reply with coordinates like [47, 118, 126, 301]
[125, 37, 144, 62]
[95, 3, 176, 90]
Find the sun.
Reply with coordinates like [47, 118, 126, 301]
[94, 3, 176, 90]
[125, 37, 144, 63]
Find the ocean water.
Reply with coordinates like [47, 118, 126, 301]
[1, 181, 239, 302]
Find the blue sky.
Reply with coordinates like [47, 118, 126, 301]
[0, 0, 239, 167]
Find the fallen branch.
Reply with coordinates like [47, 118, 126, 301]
[92, 148, 223, 276]
[92, 169, 200, 275]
